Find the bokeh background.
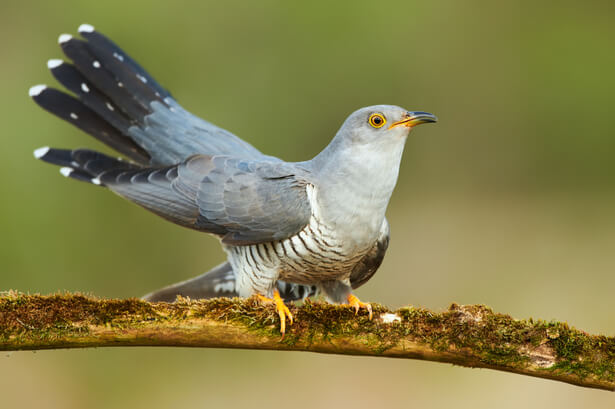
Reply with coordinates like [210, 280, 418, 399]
[2, 0, 615, 407]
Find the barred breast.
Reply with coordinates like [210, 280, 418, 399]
[226, 184, 371, 297]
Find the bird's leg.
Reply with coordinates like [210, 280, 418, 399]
[346, 294, 373, 320]
[318, 280, 373, 320]
[256, 289, 294, 337]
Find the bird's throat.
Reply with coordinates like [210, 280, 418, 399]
[313, 141, 405, 249]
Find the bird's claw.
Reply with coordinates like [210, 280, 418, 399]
[347, 294, 373, 320]
[256, 289, 294, 338]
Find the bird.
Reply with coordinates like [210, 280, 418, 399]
[29, 24, 436, 336]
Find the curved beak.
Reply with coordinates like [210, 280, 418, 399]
[389, 111, 437, 129]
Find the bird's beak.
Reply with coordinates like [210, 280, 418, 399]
[389, 111, 437, 129]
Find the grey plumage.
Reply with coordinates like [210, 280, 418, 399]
[30, 25, 436, 326]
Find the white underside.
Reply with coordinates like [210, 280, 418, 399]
[225, 184, 374, 297]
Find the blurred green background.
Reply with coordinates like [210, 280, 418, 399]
[2, 0, 615, 407]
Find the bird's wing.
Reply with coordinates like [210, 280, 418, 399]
[190, 156, 313, 245]
[349, 218, 390, 289]
[31, 24, 270, 166]
[39, 148, 313, 245]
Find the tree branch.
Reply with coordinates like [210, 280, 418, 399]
[1, 292, 613, 391]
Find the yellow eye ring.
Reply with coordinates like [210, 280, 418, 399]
[368, 113, 386, 128]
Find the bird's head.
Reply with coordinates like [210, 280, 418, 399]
[337, 105, 437, 147]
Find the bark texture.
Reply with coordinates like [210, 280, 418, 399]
[1, 292, 613, 391]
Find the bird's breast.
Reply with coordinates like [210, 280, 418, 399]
[226, 184, 374, 290]
[273, 207, 370, 284]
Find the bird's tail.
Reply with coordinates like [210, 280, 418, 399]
[142, 262, 238, 302]
[31, 23, 268, 175]
[29, 23, 176, 165]
[142, 262, 320, 303]
[33, 147, 137, 186]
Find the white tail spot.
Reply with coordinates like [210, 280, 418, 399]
[60, 167, 73, 177]
[58, 34, 72, 44]
[33, 146, 50, 159]
[47, 59, 63, 69]
[91, 177, 101, 185]
[70, 112, 78, 120]
[78, 23, 95, 33]
[28, 84, 47, 97]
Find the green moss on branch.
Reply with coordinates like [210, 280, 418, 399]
[0, 292, 613, 391]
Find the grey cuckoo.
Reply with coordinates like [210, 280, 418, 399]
[30, 24, 436, 335]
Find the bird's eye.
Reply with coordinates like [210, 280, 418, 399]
[368, 113, 386, 128]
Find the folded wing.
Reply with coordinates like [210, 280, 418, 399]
[36, 148, 312, 245]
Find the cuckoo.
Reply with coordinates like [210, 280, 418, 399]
[30, 24, 436, 335]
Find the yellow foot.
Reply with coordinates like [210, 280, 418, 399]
[346, 294, 373, 320]
[256, 289, 294, 337]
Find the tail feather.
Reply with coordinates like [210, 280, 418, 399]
[59, 36, 152, 120]
[35, 147, 138, 186]
[34, 146, 72, 167]
[32, 26, 173, 167]
[30, 85, 149, 163]
[31, 24, 269, 169]
[48, 60, 134, 134]
[60, 167, 99, 184]
[77, 24, 171, 100]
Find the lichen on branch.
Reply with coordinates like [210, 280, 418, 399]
[0, 291, 613, 391]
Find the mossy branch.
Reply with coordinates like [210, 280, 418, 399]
[1, 292, 613, 391]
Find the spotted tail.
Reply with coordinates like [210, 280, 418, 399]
[30, 24, 267, 169]
[33, 147, 138, 185]
[28, 23, 171, 164]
